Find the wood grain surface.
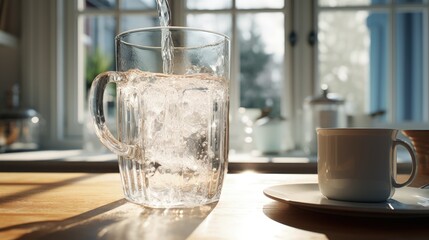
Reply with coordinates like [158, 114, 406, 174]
[0, 172, 428, 240]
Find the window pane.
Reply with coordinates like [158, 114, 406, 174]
[186, 14, 232, 38]
[83, 15, 115, 92]
[396, 12, 424, 121]
[236, 0, 284, 9]
[187, 0, 231, 10]
[83, 15, 116, 134]
[120, 15, 159, 32]
[238, 13, 284, 116]
[85, 0, 116, 9]
[318, 11, 388, 120]
[319, 0, 387, 6]
[121, 0, 155, 9]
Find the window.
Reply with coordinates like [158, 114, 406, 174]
[22, 0, 429, 153]
[186, 0, 287, 116]
[317, 0, 429, 125]
[68, 0, 292, 153]
[184, 1, 290, 152]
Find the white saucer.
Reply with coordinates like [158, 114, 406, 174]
[263, 183, 429, 217]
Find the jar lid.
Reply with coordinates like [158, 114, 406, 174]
[0, 108, 39, 120]
[306, 85, 344, 105]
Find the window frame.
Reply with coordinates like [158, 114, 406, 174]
[58, 0, 296, 150]
[20, 0, 429, 151]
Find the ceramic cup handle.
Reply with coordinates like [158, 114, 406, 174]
[392, 139, 417, 188]
[89, 71, 138, 158]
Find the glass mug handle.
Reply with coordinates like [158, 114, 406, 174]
[392, 139, 417, 188]
[89, 71, 138, 158]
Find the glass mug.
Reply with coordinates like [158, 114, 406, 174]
[89, 27, 230, 208]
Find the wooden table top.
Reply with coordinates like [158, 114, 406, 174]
[0, 172, 428, 240]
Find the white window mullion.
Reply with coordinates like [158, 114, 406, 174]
[293, 0, 314, 147]
[282, 0, 293, 120]
[116, 0, 122, 35]
[65, 0, 84, 138]
[76, 15, 86, 125]
[56, 0, 65, 141]
[60, 0, 78, 144]
[230, 0, 238, 120]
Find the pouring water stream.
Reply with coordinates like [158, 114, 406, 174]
[156, 0, 174, 74]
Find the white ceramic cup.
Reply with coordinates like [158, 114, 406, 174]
[317, 128, 417, 202]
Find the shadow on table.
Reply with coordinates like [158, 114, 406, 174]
[0, 174, 97, 205]
[263, 201, 429, 240]
[1, 199, 216, 240]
